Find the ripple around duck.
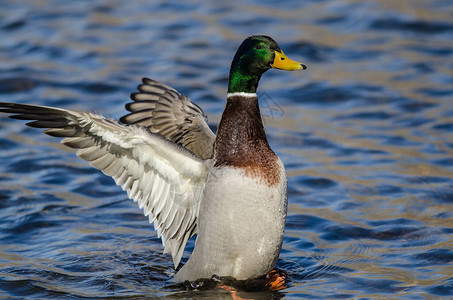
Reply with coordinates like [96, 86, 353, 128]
[432, 158, 453, 167]
[370, 17, 453, 34]
[0, 278, 71, 298]
[0, 77, 38, 93]
[397, 100, 437, 113]
[1, 17, 27, 31]
[367, 218, 422, 227]
[412, 249, 453, 266]
[428, 278, 453, 296]
[408, 45, 453, 57]
[417, 87, 453, 97]
[0, 258, 169, 298]
[286, 214, 330, 232]
[297, 263, 354, 281]
[320, 224, 432, 243]
[285, 82, 356, 104]
[282, 41, 335, 62]
[0, 138, 18, 150]
[427, 185, 453, 204]
[294, 176, 337, 189]
[432, 122, 453, 131]
[337, 110, 396, 121]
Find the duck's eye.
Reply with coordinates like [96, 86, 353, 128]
[255, 44, 262, 50]
[281, 57, 285, 60]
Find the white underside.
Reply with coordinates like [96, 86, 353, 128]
[173, 159, 287, 282]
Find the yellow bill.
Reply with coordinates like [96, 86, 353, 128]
[271, 50, 307, 71]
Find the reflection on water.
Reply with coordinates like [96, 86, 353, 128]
[0, 0, 452, 298]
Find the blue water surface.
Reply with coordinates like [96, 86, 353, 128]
[0, 0, 452, 299]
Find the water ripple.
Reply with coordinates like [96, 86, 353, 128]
[1, 0, 452, 298]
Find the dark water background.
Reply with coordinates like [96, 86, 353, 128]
[1, 0, 452, 299]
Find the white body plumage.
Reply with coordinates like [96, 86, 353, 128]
[174, 160, 287, 282]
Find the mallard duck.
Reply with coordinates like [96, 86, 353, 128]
[0, 35, 306, 282]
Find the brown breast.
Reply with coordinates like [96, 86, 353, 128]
[214, 94, 281, 187]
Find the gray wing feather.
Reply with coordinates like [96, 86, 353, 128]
[120, 78, 216, 160]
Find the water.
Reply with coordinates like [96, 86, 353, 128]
[0, 0, 452, 298]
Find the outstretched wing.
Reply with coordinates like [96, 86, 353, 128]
[120, 78, 216, 160]
[0, 102, 207, 268]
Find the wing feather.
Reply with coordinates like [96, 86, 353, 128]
[120, 78, 215, 160]
[0, 102, 207, 268]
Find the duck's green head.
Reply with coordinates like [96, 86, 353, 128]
[228, 35, 306, 94]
